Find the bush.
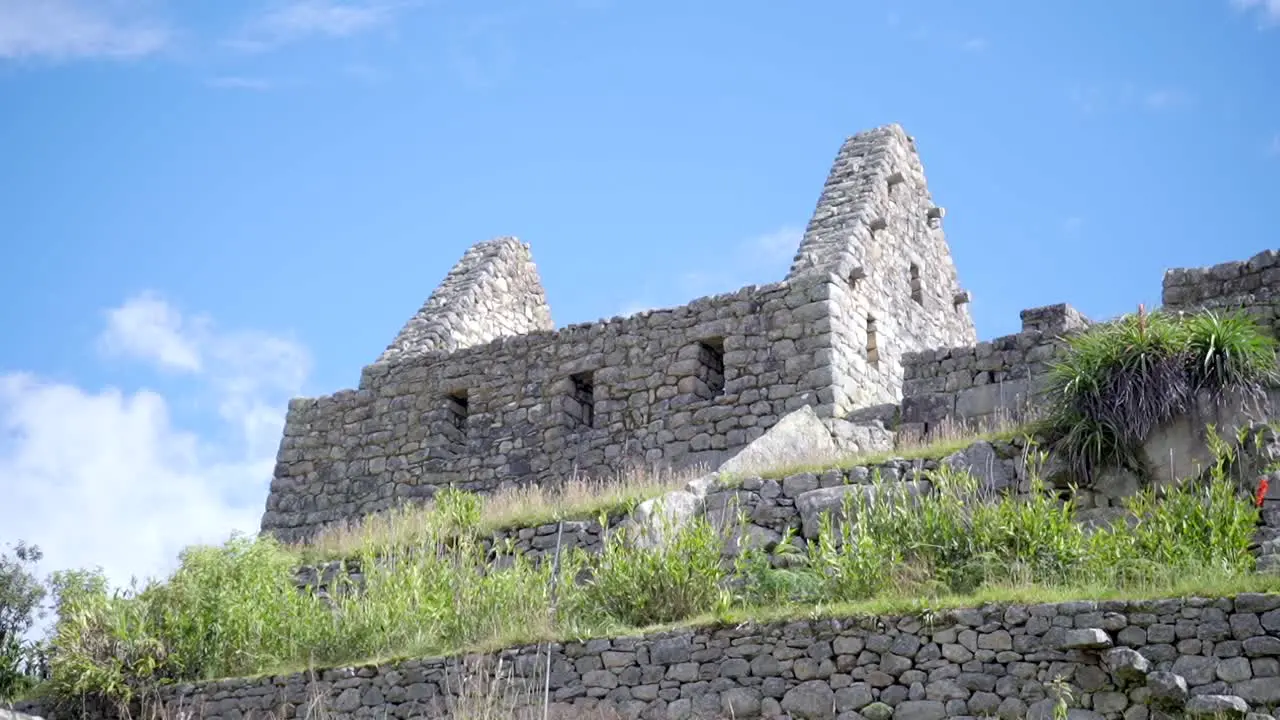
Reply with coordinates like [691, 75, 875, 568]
[30, 467, 1266, 714]
[1042, 306, 1277, 479]
[0, 541, 46, 704]
[560, 508, 728, 630]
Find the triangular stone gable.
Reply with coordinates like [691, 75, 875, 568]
[377, 236, 554, 364]
[792, 123, 976, 353]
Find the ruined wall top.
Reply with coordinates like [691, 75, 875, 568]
[1162, 249, 1280, 311]
[376, 236, 555, 365]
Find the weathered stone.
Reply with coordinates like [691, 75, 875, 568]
[1183, 694, 1249, 718]
[1146, 671, 1189, 710]
[795, 481, 930, 539]
[1102, 646, 1151, 685]
[1061, 628, 1111, 650]
[891, 700, 947, 720]
[780, 680, 836, 719]
[719, 406, 842, 478]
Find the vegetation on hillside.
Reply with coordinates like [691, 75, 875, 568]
[1040, 306, 1278, 480]
[9, 307, 1280, 716]
[0, 541, 46, 703]
[21, 443, 1271, 718]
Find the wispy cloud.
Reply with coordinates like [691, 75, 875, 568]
[1062, 217, 1084, 238]
[1143, 89, 1191, 110]
[206, 76, 274, 91]
[618, 226, 802, 317]
[229, 0, 412, 52]
[1, 293, 310, 594]
[961, 37, 988, 52]
[1231, 0, 1280, 26]
[1268, 134, 1280, 157]
[1069, 83, 1192, 116]
[0, 0, 169, 61]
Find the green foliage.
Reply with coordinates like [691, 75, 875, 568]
[1183, 309, 1280, 397]
[734, 453, 1260, 611]
[560, 508, 729, 630]
[0, 541, 46, 703]
[29, 462, 1266, 714]
[738, 466, 1087, 605]
[1042, 307, 1277, 479]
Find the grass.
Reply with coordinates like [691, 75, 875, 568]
[297, 464, 704, 563]
[1041, 305, 1279, 481]
[751, 405, 1038, 480]
[27, 435, 1273, 718]
[297, 410, 1034, 564]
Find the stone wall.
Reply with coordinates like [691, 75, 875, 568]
[261, 124, 984, 544]
[375, 237, 556, 364]
[264, 276, 870, 543]
[897, 304, 1090, 434]
[791, 124, 978, 420]
[1163, 249, 1280, 336]
[300, 430, 1280, 598]
[33, 594, 1280, 720]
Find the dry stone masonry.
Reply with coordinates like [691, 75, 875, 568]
[259, 124, 1280, 547]
[60, 594, 1280, 720]
[260, 124, 980, 543]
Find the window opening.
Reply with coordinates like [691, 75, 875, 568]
[866, 316, 880, 368]
[695, 338, 726, 399]
[568, 371, 595, 428]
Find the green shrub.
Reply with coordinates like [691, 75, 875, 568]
[559, 509, 728, 630]
[778, 467, 1086, 602]
[1, 541, 46, 703]
[1183, 309, 1279, 398]
[1042, 307, 1277, 479]
[31, 459, 1267, 714]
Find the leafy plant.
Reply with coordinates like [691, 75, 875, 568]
[0, 541, 46, 703]
[1041, 306, 1277, 480]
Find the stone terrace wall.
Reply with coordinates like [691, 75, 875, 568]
[790, 124, 978, 419]
[263, 275, 889, 543]
[42, 594, 1280, 720]
[897, 304, 1090, 434]
[296, 431, 1280, 598]
[1163, 249, 1280, 336]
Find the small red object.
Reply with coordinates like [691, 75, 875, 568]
[1257, 476, 1270, 508]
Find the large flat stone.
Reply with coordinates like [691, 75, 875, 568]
[796, 481, 931, 539]
[717, 405, 842, 478]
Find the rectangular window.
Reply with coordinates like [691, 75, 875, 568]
[695, 338, 726, 399]
[445, 390, 469, 438]
[568, 371, 595, 429]
[866, 316, 880, 368]
[909, 263, 923, 305]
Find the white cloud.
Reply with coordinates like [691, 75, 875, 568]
[1232, 0, 1280, 25]
[1069, 83, 1191, 116]
[0, 0, 169, 60]
[961, 37, 988, 52]
[618, 225, 802, 317]
[207, 76, 275, 91]
[1143, 89, 1190, 110]
[0, 293, 310, 596]
[99, 292, 205, 372]
[1062, 217, 1084, 237]
[230, 0, 411, 51]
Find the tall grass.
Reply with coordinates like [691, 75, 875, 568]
[301, 466, 702, 563]
[1041, 306, 1278, 480]
[34, 448, 1267, 717]
[733, 455, 1260, 610]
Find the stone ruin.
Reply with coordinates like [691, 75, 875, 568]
[259, 123, 1280, 544]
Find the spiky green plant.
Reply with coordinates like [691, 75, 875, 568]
[1041, 306, 1277, 481]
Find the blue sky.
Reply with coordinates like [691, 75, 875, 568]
[1, 0, 1279, 587]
